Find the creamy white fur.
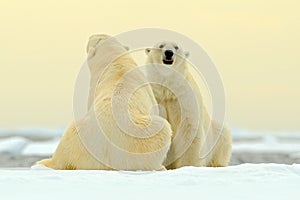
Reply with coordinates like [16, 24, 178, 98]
[37, 35, 172, 170]
[145, 41, 232, 168]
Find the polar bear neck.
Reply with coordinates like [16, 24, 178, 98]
[145, 56, 191, 101]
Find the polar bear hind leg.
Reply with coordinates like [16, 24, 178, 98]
[206, 121, 232, 167]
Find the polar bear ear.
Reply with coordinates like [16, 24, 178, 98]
[87, 47, 96, 58]
[145, 48, 151, 55]
[86, 34, 110, 55]
[86, 41, 95, 55]
[123, 45, 129, 51]
[86, 35, 101, 56]
[184, 51, 190, 58]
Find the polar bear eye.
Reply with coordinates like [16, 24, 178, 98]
[174, 46, 179, 50]
[159, 44, 164, 48]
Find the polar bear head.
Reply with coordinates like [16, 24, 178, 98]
[86, 34, 129, 58]
[145, 41, 189, 68]
[86, 34, 130, 74]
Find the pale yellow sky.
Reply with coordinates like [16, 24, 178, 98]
[0, 0, 299, 131]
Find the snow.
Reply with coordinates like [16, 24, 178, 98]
[2, 128, 300, 156]
[0, 128, 299, 199]
[0, 137, 60, 156]
[231, 128, 300, 141]
[22, 139, 60, 156]
[233, 142, 300, 153]
[31, 164, 54, 170]
[0, 164, 299, 200]
[231, 128, 300, 154]
[0, 137, 28, 154]
[289, 152, 300, 159]
[0, 127, 64, 140]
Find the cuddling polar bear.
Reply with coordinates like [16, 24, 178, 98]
[145, 41, 232, 169]
[37, 35, 172, 170]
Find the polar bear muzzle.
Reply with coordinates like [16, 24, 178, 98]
[162, 50, 174, 65]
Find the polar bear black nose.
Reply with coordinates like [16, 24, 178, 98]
[164, 50, 174, 57]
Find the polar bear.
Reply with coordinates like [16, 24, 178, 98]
[145, 41, 232, 169]
[37, 35, 172, 170]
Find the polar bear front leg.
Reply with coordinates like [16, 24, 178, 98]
[164, 120, 205, 169]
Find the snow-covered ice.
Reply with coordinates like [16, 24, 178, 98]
[0, 164, 299, 200]
[22, 139, 60, 156]
[233, 142, 300, 153]
[2, 128, 300, 157]
[0, 137, 28, 154]
[0, 127, 64, 140]
[0, 128, 299, 199]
